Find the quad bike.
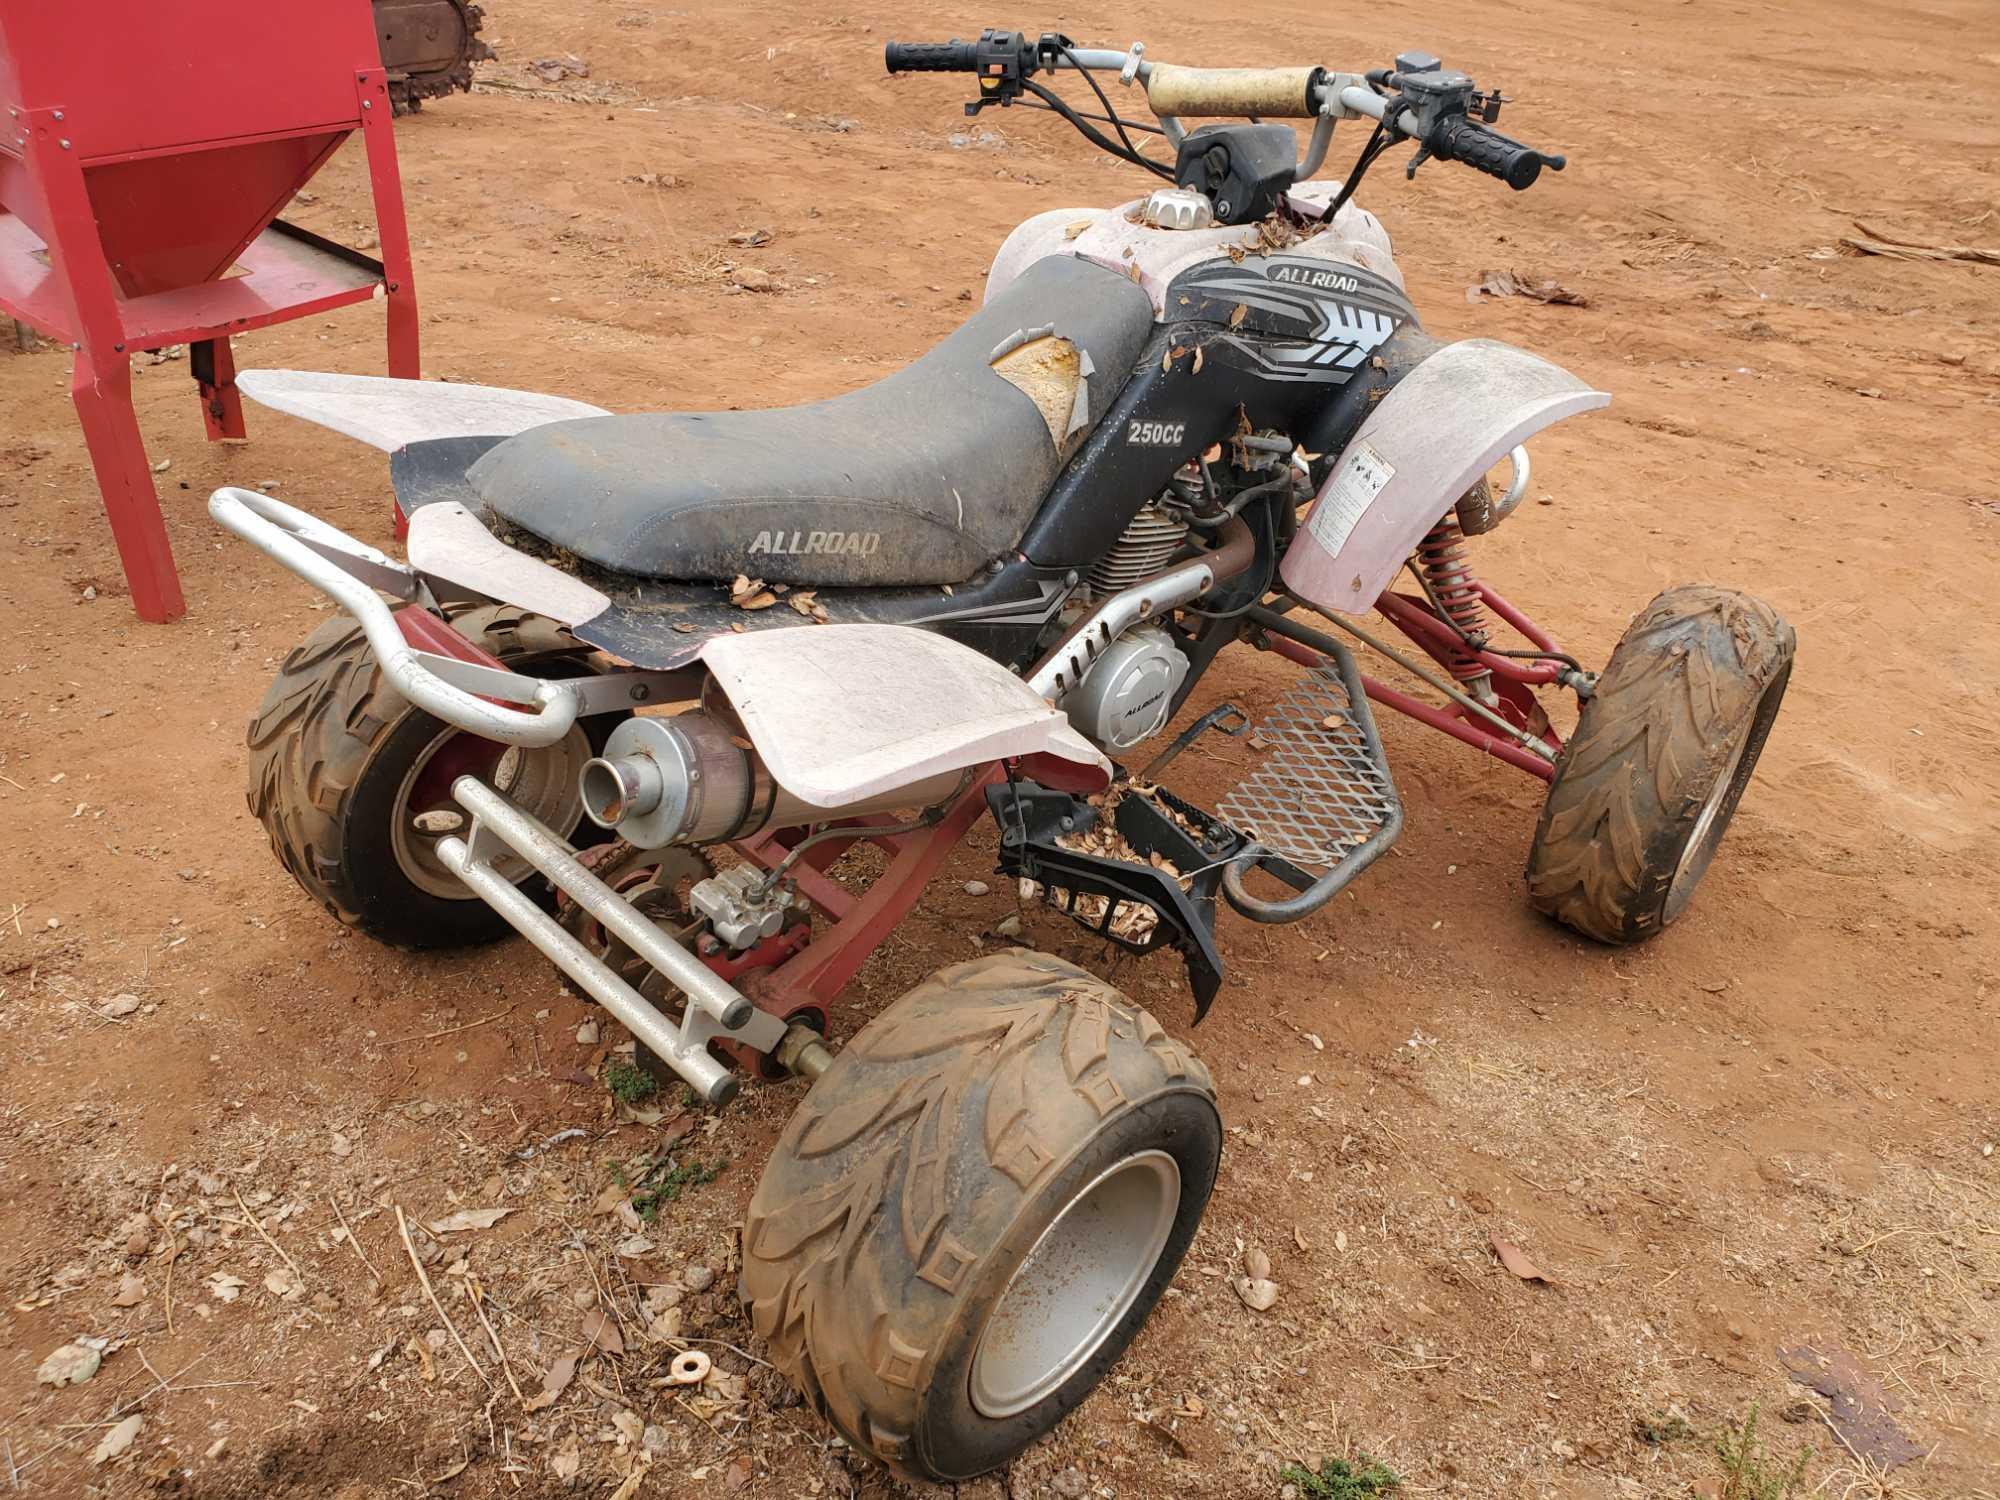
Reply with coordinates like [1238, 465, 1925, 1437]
[207, 29, 1794, 1482]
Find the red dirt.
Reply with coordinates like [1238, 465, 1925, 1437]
[2, 2, 1995, 1498]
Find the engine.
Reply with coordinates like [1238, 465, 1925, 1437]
[1064, 623, 1190, 751]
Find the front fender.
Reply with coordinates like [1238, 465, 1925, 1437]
[1278, 339, 1608, 614]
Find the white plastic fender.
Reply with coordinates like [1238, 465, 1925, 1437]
[234, 369, 609, 452]
[1279, 339, 1609, 614]
[696, 624, 1111, 808]
[405, 502, 612, 627]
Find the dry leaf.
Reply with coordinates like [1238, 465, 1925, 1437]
[1135, 1416, 1188, 1456]
[582, 1307, 626, 1356]
[1242, 1246, 1272, 1281]
[1467, 268, 1588, 307]
[1063, 218, 1093, 240]
[550, 1438, 581, 1481]
[1228, 302, 1248, 328]
[734, 589, 777, 611]
[427, 1207, 512, 1234]
[1192, 345, 1205, 374]
[206, 1272, 245, 1303]
[264, 1267, 301, 1300]
[431, 1458, 469, 1483]
[110, 1272, 145, 1307]
[1490, 1232, 1551, 1283]
[1233, 1275, 1280, 1312]
[726, 1455, 752, 1491]
[91, 1414, 142, 1466]
[1293, 1226, 1310, 1253]
[1175, 1393, 1205, 1419]
[405, 1335, 437, 1381]
[1320, 713, 1345, 731]
[611, 1409, 645, 1446]
[787, 590, 819, 618]
[609, 1462, 652, 1500]
[524, 1351, 578, 1411]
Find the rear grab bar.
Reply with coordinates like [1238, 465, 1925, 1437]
[208, 486, 586, 748]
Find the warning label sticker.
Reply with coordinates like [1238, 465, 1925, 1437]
[1305, 442, 1395, 556]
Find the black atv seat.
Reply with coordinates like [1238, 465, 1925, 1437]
[467, 255, 1155, 587]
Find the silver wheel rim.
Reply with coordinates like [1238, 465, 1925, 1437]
[1665, 727, 1752, 921]
[391, 727, 592, 900]
[969, 1149, 1181, 1419]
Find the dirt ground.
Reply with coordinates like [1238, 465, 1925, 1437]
[4, 1, 1998, 1497]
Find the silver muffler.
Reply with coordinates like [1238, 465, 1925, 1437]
[579, 710, 968, 849]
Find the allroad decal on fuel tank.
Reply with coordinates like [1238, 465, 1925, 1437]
[748, 530, 882, 558]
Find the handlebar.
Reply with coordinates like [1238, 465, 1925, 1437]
[886, 30, 1568, 193]
[883, 39, 980, 72]
[1429, 115, 1560, 190]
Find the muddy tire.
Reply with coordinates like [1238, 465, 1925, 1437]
[740, 951, 1220, 1482]
[1526, 585, 1794, 943]
[245, 605, 610, 948]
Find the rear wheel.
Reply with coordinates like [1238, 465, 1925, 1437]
[245, 605, 612, 948]
[1526, 585, 1794, 943]
[740, 952, 1219, 1482]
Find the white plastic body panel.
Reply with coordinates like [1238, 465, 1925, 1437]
[235, 369, 609, 452]
[405, 502, 612, 627]
[1280, 339, 1610, 614]
[697, 624, 1110, 807]
[987, 182, 1403, 315]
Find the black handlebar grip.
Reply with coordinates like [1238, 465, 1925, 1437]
[884, 39, 980, 72]
[1433, 117, 1563, 191]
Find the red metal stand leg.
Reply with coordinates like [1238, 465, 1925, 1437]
[354, 66, 423, 537]
[70, 351, 186, 623]
[191, 337, 246, 441]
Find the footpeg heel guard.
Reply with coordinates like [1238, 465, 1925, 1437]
[1217, 638, 1403, 922]
[988, 780, 1243, 1020]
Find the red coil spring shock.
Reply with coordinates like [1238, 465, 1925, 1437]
[1416, 514, 1491, 682]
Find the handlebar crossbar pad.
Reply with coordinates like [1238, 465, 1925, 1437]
[884, 39, 980, 72]
[1145, 63, 1322, 118]
[1432, 117, 1554, 190]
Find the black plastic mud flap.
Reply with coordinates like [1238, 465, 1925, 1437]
[986, 778, 1246, 1021]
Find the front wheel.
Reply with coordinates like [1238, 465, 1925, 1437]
[740, 952, 1220, 1482]
[245, 605, 611, 948]
[1526, 585, 1795, 943]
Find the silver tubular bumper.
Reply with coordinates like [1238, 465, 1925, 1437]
[438, 776, 786, 1106]
[207, 486, 587, 748]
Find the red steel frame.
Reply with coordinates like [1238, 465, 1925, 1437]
[0, 67, 418, 623]
[1264, 581, 1569, 782]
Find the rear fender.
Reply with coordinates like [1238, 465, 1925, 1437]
[235, 369, 607, 452]
[1279, 339, 1608, 614]
[697, 623, 1112, 806]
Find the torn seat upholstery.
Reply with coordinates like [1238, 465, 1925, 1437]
[466, 255, 1154, 587]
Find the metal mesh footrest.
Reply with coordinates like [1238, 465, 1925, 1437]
[1218, 646, 1401, 871]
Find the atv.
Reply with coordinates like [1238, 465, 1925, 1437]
[209, 29, 1794, 1482]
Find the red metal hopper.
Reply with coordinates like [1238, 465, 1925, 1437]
[0, 0, 422, 622]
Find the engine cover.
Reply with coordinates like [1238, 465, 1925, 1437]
[1065, 625, 1189, 752]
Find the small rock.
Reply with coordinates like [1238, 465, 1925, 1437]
[963, 880, 990, 897]
[1052, 1467, 1088, 1498]
[103, 993, 142, 1018]
[37, 1343, 101, 1387]
[682, 1263, 717, 1293]
[575, 1020, 600, 1045]
[569, 1285, 597, 1311]
[995, 914, 1023, 938]
[1281, 1487, 1300, 1500]
[727, 266, 775, 293]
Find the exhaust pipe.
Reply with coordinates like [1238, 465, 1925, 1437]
[580, 712, 967, 848]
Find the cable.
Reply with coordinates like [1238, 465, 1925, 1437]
[1009, 98, 1166, 136]
[1059, 43, 1148, 162]
[1321, 118, 1393, 220]
[1023, 77, 1176, 180]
